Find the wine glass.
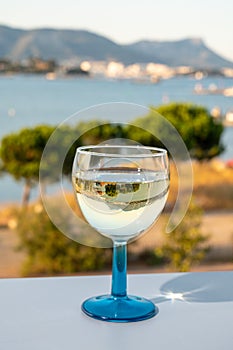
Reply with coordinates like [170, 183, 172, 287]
[72, 144, 169, 322]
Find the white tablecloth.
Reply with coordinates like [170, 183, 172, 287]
[0, 271, 233, 350]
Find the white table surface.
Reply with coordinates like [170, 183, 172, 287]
[0, 271, 233, 350]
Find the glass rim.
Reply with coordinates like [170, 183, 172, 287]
[75, 145, 167, 158]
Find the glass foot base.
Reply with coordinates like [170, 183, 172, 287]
[81, 294, 158, 322]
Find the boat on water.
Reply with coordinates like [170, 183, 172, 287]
[194, 84, 233, 96]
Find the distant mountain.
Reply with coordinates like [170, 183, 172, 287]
[0, 25, 232, 68]
[0, 25, 151, 65]
[127, 38, 233, 68]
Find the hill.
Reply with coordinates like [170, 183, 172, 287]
[0, 25, 232, 68]
[127, 38, 233, 68]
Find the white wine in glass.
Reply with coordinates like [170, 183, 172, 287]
[72, 145, 169, 322]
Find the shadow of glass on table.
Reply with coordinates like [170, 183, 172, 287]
[151, 271, 233, 304]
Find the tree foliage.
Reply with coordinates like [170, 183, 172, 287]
[15, 203, 111, 276]
[133, 103, 224, 160]
[0, 125, 55, 205]
[0, 103, 225, 207]
[77, 121, 126, 145]
[0, 124, 81, 205]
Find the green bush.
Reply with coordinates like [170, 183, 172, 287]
[156, 201, 209, 272]
[15, 203, 111, 276]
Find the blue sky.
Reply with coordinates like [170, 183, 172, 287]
[1, 0, 233, 61]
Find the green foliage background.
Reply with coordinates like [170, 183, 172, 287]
[16, 204, 111, 276]
[156, 201, 210, 272]
[0, 102, 222, 274]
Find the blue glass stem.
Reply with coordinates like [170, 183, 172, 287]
[111, 242, 127, 297]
